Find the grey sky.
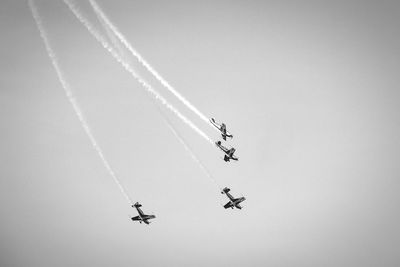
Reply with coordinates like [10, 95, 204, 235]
[1, 0, 400, 266]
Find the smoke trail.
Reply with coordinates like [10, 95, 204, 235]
[88, 2, 220, 190]
[93, 4, 125, 58]
[29, 0, 133, 205]
[63, 0, 213, 145]
[156, 105, 221, 189]
[88, 0, 214, 128]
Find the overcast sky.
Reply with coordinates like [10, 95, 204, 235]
[1, 0, 400, 266]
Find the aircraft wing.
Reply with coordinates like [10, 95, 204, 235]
[144, 215, 156, 220]
[228, 148, 236, 156]
[224, 202, 234, 209]
[236, 197, 246, 203]
[131, 216, 141, 221]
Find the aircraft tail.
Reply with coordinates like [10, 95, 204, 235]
[221, 187, 230, 194]
[133, 202, 142, 208]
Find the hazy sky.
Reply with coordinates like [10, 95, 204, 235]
[1, 0, 400, 266]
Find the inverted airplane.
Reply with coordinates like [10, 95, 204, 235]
[215, 141, 238, 162]
[221, 187, 246, 209]
[131, 202, 156, 224]
[210, 118, 233, 141]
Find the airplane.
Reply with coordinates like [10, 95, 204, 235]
[215, 141, 238, 162]
[130, 202, 156, 224]
[221, 187, 246, 209]
[210, 118, 233, 141]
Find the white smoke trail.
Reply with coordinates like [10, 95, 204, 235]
[156, 106, 220, 189]
[29, 0, 133, 205]
[64, 0, 213, 145]
[88, 0, 214, 128]
[93, 4, 125, 58]
[89, 2, 220, 190]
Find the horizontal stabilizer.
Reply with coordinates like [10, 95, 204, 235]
[221, 187, 230, 194]
[133, 202, 142, 208]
